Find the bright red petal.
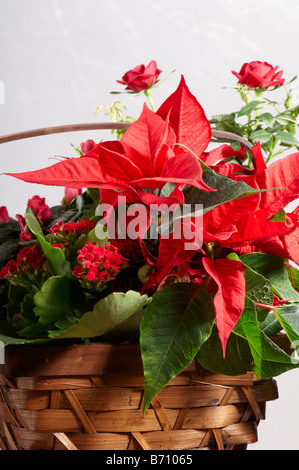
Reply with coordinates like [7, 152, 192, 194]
[202, 257, 246, 356]
[120, 104, 176, 177]
[203, 144, 239, 166]
[5, 157, 108, 189]
[157, 75, 212, 157]
[224, 210, 296, 247]
[233, 209, 299, 265]
[97, 143, 144, 182]
[244, 151, 299, 218]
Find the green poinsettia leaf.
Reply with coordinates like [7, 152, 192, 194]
[258, 311, 281, 336]
[234, 298, 299, 378]
[286, 263, 299, 291]
[140, 283, 215, 414]
[48, 290, 150, 339]
[196, 325, 253, 376]
[275, 303, 299, 342]
[228, 252, 274, 320]
[184, 171, 263, 214]
[240, 253, 299, 303]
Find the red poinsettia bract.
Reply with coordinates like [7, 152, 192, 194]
[4, 75, 299, 357]
[5, 76, 213, 208]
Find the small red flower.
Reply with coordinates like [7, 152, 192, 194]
[0, 245, 45, 280]
[0, 206, 10, 223]
[232, 61, 285, 89]
[16, 214, 33, 241]
[27, 195, 52, 224]
[117, 60, 162, 92]
[80, 140, 97, 154]
[73, 242, 128, 289]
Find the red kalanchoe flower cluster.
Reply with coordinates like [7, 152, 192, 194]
[0, 245, 46, 288]
[48, 219, 95, 244]
[48, 219, 95, 234]
[73, 242, 128, 289]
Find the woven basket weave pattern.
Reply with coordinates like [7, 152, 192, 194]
[0, 344, 278, 451]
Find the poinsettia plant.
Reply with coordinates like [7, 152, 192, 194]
[0, 62, 299, 414]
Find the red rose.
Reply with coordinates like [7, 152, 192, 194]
[80, 139, 97, 154]
[0, 206, 10, 222]
[232, 61, 285, 89]
[117, 60, 162, 92]
[27, 195, 52, 224]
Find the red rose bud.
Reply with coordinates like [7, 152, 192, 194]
[16, 214, 33, 241]
[117, 60, 162, 92]
[0, 206, 10, 222]
[80, 139, 97, 154]
[232, 61, 285, 89]
[27, 195, 52, 224]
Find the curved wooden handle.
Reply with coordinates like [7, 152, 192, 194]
[0, 122, 255, 166]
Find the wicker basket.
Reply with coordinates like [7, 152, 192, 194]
[0, 343, 279, 451]
[0, 124, 277, 450]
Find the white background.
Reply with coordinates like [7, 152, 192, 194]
[0, 0, 298, 450]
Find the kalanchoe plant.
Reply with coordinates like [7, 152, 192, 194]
[0, 71, 299, 415]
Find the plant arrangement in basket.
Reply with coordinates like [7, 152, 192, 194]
[0, 60, 299, 413]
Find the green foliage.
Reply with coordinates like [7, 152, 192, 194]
[210, 79, 299, 163]
[140, 283, 215, 413]
[48, 290, 150, 339]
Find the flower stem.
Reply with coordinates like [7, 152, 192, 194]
[254, 88, 263, 121]
[144, 88, 156, 112]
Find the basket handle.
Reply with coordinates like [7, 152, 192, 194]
[0, 122, 256, 166]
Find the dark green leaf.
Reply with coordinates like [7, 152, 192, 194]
[0, 333, 41, 346]
[258, 312, 281, 336]
[286, 264, 299, 291]
[196, 326, 253, 376]
[240, 253, 299, 303]
[234, 299, 299, 378]
[140, 283, 215, 413]
[268, 210, 286, 222]
[48, 290, 150, 339]
[184, 166, 263, 214]
[275, 303, 299, 339]
[33, 276, 71, 326]
[0, 240, 21, 268]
